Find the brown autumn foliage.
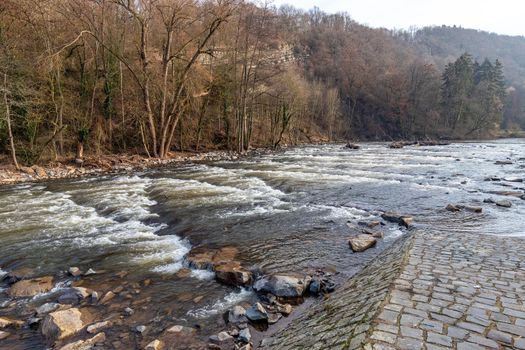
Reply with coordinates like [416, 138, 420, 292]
[0, 2, 522, 165]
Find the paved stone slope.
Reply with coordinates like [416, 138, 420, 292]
[261, 233, 414, 349]
[364, 232, 525, 350]
[262, 231, 525, 350]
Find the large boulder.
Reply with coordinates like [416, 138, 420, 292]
[41, 308, 84, 341]
[253, 274, 311, 298]
[184, 246, 239, 270]
[245, 302, 268, 322]
[8, 276, 54, 298]
[349, 235, 377, 252]
[214, 261, 253, 287]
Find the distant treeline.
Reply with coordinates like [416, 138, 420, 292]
[0, 1, 523, 166]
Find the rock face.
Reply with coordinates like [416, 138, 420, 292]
[41, 308, 84, 341]
[253, 274, 312, 298]
[381, 212, 413, 228]
[349, 235, 377, 252]
[8, 276, 54, 297]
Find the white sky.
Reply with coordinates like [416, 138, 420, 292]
[268, 0, 525, 37]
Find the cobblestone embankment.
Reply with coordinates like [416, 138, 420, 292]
[262, 231, 525, 350]
[260, 233, 414, 349]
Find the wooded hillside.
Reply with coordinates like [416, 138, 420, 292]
[0, 1, 523, 166]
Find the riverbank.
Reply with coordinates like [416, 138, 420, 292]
[0, 138, 464, 186]
[0, 148, 278, 187]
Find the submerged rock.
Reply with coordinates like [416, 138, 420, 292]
[100, 291, 115, 304]
[362, 228, 383, 238]
[0, 331, 9, 340]
[185, 246, 239, 270]
[349, 235, 377, 252]
[68, 267, 82, 277]
[36, 303, 60, 317]
[358, 220, 381, 228]
[41, 308, 84, 341]
[446, 204, 461, 212]
[214, 261, 253, 287]
[145, 339, 162, 350]
[0, 317, 23, 329]
[344, 143, 360, 150]
[57, 287, 90, 305]
[135, 325, 147, 334]
[8, 276, 54, 298]
[496, 200, 512, 208]
[463, 205, 482, 213]
[276, 303, 293, 316]
[209, 331, 234, 347]
[166, 325, 196, 336]
[267, 313, 282, 325]
[84, 268, 97, 276]
[381, 212, 413, 228]
[253, 274, 312, 298]
[57, 332, 106, 350]
[228, 305, 247, 324]
[86, 321, 109, 334]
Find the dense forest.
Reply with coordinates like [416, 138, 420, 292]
[0, 1, 523, 166]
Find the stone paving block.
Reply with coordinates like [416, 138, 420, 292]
[497, 322, 525, 337]
[467, 334, 499, 348]
[427, 332, 452, 347]
[457, 321, 485, 334]
[419, 319, 443, 333]
[447, 326, 469, 340]
[395, 337, 424, 350]
[487, 329, 512, 344]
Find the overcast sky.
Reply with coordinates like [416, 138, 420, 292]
[269, 0, 525, 37]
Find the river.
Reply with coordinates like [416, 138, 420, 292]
[0, 140, 524, 349]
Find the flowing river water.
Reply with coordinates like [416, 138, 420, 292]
[1, 140, 524, 349]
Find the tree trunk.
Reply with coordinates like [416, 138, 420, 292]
[3, 73, 19, 170]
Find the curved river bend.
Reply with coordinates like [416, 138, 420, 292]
[0, 140, 524, 348]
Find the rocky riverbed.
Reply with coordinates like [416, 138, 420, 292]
[1, 140, 524, 349]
